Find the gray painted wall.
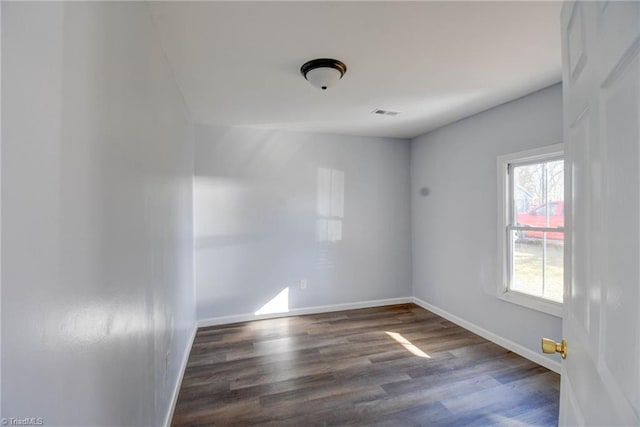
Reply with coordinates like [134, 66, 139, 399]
[194, 126, 412, 320]
[2, 3, 195, 425]
[411, 84, 563, 365]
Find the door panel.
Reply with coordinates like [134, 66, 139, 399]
[561, 1, 640, 425]
[602, 52, 640, 416]
[567, 2, 586, 84]
[599, 1, 640, 76]
[567, 111, 591, 339]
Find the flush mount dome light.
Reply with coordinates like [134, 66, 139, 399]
[300, 58, 347, 90]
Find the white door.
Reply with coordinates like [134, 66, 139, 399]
[560, 1, 640, 425]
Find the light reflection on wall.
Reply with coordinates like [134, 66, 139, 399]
[60, 302, 147, 344]
[316, 168, 344, 242]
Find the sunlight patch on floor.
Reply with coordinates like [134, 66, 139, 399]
[385, 331, 431, 358]
[255, 287, 290, 315]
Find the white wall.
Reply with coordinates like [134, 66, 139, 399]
[411, 84, 563, 365]
[194, 126, 412, 320]
[2, 3, 194, 426]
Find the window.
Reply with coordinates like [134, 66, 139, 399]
[497, 144, 564, 317]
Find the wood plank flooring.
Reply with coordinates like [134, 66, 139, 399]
[172, 304, 560, 426]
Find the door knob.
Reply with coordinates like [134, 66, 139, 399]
[542, 338, 567, 359]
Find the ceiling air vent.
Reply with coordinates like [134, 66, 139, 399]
[372, 109, 401, 116]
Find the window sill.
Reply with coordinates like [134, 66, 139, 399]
[498, 290, 563, 318]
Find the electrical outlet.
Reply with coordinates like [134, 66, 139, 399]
[300, 279, 307, 289]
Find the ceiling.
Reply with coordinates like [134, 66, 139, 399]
[149, 1, 562, 139]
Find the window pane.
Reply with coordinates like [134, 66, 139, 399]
[546, 160, 564, 205]
[543, 232, 564, 303]
[510, 230, 564, 303]
[513, 163, 544, 220]
[513, 159, 564, 228]
[512, 230, 544, 297]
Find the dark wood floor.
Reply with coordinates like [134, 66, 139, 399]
[172, 304, 560, 426]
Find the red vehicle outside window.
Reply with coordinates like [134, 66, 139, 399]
[516, 201, 564, 240]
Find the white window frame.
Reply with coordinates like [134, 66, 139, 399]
[497, 143, 564, 318]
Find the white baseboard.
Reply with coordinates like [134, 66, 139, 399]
[164, 323, 198, 427]
[411, 297, 561, 374]
[197, 297, 413, 328]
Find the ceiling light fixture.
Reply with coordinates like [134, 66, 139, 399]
[300, 58, 347, 91]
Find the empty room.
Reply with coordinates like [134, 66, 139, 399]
[2, 1, 639, 426]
